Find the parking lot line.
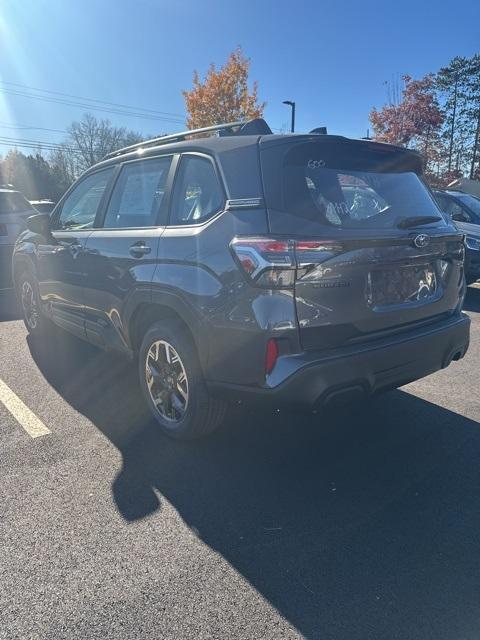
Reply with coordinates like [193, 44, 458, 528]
[0, 377, 51, 438]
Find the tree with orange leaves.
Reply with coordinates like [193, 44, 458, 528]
[370, 75, 443, 148]
[183, 47, 265, 129]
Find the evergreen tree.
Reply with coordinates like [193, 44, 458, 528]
[436, 56, 471, 174]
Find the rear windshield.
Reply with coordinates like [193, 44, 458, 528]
[267, 141, 444, 232]
[0, 192, 34, 214]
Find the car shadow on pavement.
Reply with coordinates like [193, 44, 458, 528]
[27, 329, 480, 640]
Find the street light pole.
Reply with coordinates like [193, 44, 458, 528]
[282, 100, 296, 133]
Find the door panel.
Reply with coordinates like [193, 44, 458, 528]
[37, 231, 92, 337]
[82, 156, 173, 351]
[83, 229, 162, 350]
[36, 167, 116, 338]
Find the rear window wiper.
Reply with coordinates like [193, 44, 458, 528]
[396, 215, 442, 229]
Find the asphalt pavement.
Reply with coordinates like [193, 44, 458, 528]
[1, 287, 480, 639]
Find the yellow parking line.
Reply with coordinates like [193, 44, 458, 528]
[0, 378, 51, 438]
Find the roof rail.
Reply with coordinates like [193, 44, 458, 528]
[103, 120, 247, 160]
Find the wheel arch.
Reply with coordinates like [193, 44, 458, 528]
[127, 291, 209, 370]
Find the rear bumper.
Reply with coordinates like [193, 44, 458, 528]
[208, 313, 470, 407]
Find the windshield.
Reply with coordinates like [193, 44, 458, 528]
[0, 191, 34, 214]
[456, 193, 480, 217]
[282, 152, 443, 230]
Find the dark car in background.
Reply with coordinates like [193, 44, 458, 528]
[0, 188, 36, 291]
[12, 119, 470, 439]
[434, 190, 480, 285]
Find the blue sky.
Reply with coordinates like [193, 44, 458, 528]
[0, 0, 479, 154]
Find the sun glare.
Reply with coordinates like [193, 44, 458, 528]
[0, 1, 53, 127]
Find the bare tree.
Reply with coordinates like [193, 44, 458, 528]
[49, 146, 77, 198]
[66, 113, 143, 173]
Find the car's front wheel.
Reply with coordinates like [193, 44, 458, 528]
[138, 319, 227, 440]
[16, 270, 50, 337]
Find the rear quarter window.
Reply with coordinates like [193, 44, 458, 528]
[170, 155, 223, 226]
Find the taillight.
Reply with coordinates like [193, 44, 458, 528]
[230, 237, 296, 288]
[230, 237, 342, 287]
[295, 240, 343, 254]
[265, 338, 279, 374]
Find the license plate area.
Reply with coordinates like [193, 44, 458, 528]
[367, 263, 437, 308]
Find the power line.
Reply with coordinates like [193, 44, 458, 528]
[0, 80, 186, 120]
[0, 143, 80, 155]
[0, 121, 66, 134]
[0, 135, 81, 154]
[0, 87, 185, 123]
[0, 87, 186, 125]
[0, 134, 70, 146]
[0, 141, 82, 154]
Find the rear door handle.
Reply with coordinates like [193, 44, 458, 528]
[129, 242, 151, 258]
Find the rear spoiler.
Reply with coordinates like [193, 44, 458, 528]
[259, 136, 424, 174]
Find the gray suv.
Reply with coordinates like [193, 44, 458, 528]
[12, 119, 470, 439]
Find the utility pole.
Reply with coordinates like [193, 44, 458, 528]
[282, 101, 296, 133]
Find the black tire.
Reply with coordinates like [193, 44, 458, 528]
[15, 269, 51, 337]
[138, 319, 227, 440]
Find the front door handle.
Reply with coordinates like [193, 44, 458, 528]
[129, 242, 152, 258]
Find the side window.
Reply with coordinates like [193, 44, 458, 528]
[170, 155, 223, 226]
[54, 169, 114, 231]
[103, 157, 172, 229]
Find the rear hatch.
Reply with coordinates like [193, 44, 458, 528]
[260, 136, 465, 350]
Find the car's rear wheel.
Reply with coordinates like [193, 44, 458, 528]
[138, 319, 227, 439]
[16, 270, 50, 336]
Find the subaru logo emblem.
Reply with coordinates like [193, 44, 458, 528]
[414, 234, 430, 248]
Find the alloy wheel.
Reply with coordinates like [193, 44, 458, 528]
[145, 340, 189, 423]
[21, 280, 38, 330]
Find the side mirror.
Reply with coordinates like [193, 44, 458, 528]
[26, 213, 51, 236]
